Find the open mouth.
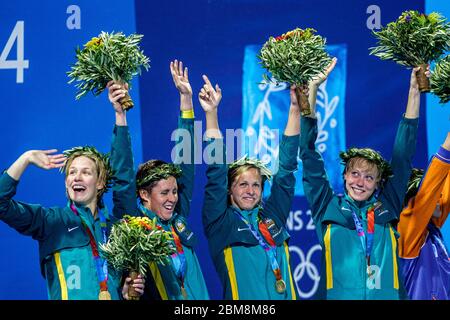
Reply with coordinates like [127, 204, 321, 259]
[163, 204, 174, 211]
[72, 184, 87, 194]
[351, 187, 365, 195]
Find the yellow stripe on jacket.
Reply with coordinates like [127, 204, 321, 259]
[389, 227, 399, 289]
[284, 242, 297, 300]
[54, 252, 68, 300]
[224, 246, 239, 300]
[324, 224, 333, 289]
[149, 262, 169, 300]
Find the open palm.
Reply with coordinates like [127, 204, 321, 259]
[311, 57, 337, 87]
[28, 149, 66, 170]
[170, 60, 192, 96]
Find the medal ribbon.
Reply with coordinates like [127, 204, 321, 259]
[350, 204, 376, 266]
[235, 211, 284, 286]
[170, 226, 187, 294]
[70, 203, 109, 293]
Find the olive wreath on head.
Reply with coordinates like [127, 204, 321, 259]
[228, 155, 273, 182]
[136, 163, 182, 190]
[61, 146, 115, 194]
[339, 147, 393, 185]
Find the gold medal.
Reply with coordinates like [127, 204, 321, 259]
[98, 290, 112, 300]
[275, 279, 286, 293]
[181, 286, 188, 299]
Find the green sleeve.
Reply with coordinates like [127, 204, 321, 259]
[299, 117, 334, 224]
[381, 116, 418, 218]
[263, 134, 299, 226]
[0, 172, 50, 240]
[174, 117, 195, 218]
[109, 125, 138, 218]
[202, 138, 229, 238]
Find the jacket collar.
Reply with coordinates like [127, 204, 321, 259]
[343, 192, 377, 216]
[67, 200, 110, 221]
[231, 205, 259, 223]
[138, 203, 176, 227]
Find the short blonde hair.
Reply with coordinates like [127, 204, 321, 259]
[227, 164, 264, 205]
[63, 146, 113, 205]
[345, 157, 382, 182]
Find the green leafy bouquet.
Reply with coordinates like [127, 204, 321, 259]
[100, 215, 175, 299]
[369, 10, 450, 92]
[259, 28, 332, 115]
[431, 55, 450, 104]
[67, 32, 150, 110]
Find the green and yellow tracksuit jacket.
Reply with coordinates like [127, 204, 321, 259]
[202, 134, 299, 300]
[0, 125, 134, 300]
[138, 117, 209, 300]
[299, 116, 418, 300]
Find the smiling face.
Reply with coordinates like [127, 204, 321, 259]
[344, 158, 380, 202]
[139, 176, 178, 221]
[65, 156, 103, 213]
[229, 168, 262, 211]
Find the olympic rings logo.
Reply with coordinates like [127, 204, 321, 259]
[289, 244, 321, 299]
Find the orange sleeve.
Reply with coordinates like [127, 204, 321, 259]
[431, 174, 450, 228]
[398, 157, 450, 258]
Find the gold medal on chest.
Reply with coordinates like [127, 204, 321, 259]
[275, 279, 286, 293]
[181, 286, 188, 299]
[98, 290, 112, 300]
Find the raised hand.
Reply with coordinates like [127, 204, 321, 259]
[311, 57, 337, 88]
[290, 84, 308, 109]
[107, 80, 129, 114]
[198, 75, 222, 113]
[410, 64, 431, 92]
[170, 59, 192, 96]
[27, 149, 66, 170]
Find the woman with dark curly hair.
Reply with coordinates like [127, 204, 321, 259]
[134, 60, 209, 301]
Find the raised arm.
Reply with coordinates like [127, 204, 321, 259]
[381, 68, 422, 216]
[398, 132, 450, 257]
[7, 149, 65, 181]
[198, 75, 228, 237]
[299, 59, 337, 223]
[170, 60, 195, 218]
[199, 75, 222, 139]
[263, 86, 300, 225]
[307, 57, 337, 117]
[0, 150, 65, 238]
[107, 81, 137, 218]
[404, 65, 430, 119]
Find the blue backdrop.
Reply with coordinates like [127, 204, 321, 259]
[0, 0, 447, 300]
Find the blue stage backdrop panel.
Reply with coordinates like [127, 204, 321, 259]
[242, 44, 347, 196]
[0, 1, 142, 299]
[242, 43, 346, 298]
